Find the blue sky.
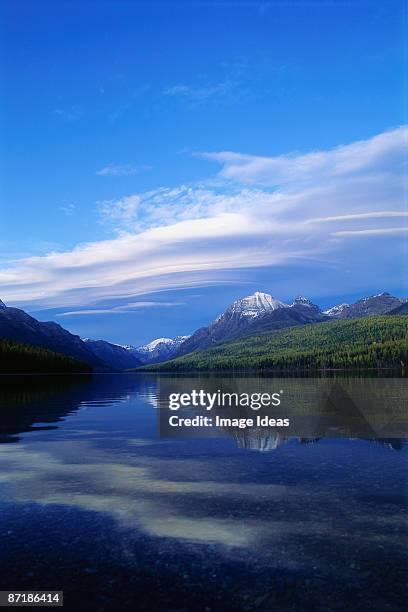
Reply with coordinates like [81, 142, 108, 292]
[0, 0, 407, 345]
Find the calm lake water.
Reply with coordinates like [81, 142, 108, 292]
[0, 373, 406, 611]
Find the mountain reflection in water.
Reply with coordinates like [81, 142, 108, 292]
[0, 373, 406, 611]
[230, 432, 406, 452]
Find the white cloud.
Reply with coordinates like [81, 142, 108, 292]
[97, 186, 278, 231]
[53, 106, 82, 122]
[58, 301, 183, 316]
[201, 126, 407, 186]
[309, 211, 408, 224]
[59, 203, 76, 216]
[164, 81, 235, 104]
[0, 127, 406, 308]
[96, 164, 151, 177]
[0, 443, 298, 549]
[163, 60, 247, 107]
[333, 228, 408, 237]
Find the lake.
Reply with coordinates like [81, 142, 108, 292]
[0, 373, 406, 611]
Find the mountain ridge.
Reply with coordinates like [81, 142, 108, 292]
[0, 338, 92, 374]
[175, 291, 327, 357]
[82, 338, 143, 370]
[323, 292, 403, 319]
[142, 291, 407, 362]
[141, 316, 408, 372]
[1, 290, 406, 371]
[0, 303, 108, 370]
[131, 335, 190, 364]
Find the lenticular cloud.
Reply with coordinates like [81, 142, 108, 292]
[0, 127, 406, 308]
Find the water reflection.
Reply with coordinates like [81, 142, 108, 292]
[1, 374, 407, 448]
[0, 374, 156, 442]
[0, 374, 406, 611]
[157, 375, 408, 449]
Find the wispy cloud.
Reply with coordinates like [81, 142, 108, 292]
[97, 186, 271, 231]
[163, 60, 247, 107]
[0, 127, 406, 307]
[58, 301, 183, 316]
[53, 106, 82, 122]
[309, 211, 408, 224]
[333, 228, 408, 237]
[59, 203, 76, 216]
[96, 164, 151, 177]
[201, 127, 407, 186]
[164, 81, 235, 105]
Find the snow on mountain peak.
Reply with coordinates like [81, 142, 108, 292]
[137, 335, 190, 354]
[323, 303, 350, 316]
[173, 335, 190, 343]
[140, 337, 173, 351]
[292, 296, 314, 307]
[361, 292, 391, 302]
[0, 299, 7, 309]
[229, 292, 288, 318]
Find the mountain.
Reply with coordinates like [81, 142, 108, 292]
[134, 291, 406, 364]
[0, 300, 108, 370]
[0, 338, 92, 374]
[388, 302, 408, 315]
[3, 290, 405, 372]
[143, 316, 408, 372]
[324, 292, 403, 318]
[323, 303, 350, 317]
[291, 296, 321, 311]
[133, 336, 190, 364]
[176, 292, 326, 355]
[82, 339, 143, 370]
[242, 296, 328, 337]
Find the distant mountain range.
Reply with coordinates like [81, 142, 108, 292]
[81, 339, 142, 370]
[323, 292, 404, 318]
[145, 316, 408, 372]
[0, 300, 142, 371]
[0, 290, 406, 372]
[148, 291, 407, 362]
[129, 336, 190, 364]
[177, 292, 327, 356]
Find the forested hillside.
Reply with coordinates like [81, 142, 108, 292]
[142, 316, 408, 372]
[0, 338, 92, 373]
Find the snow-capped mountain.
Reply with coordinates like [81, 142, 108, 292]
[291, 296, 322, 314]
[222, 291, 287, 320]
[292, 296, 317, 308]
[138, 337, 177, 353]
[133, 335, 190, 364]
[118, 344, 137, 351]
[229, 293, 327, 338]
[167, 289, 405, 361]
[2, 289, 405, 372]
[324, 293, 403, 319]
[323, 303, 350, 316]
[176, 291, 326, 356]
